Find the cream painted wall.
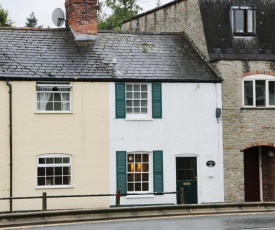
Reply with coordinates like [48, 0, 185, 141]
[0, 81, 110, 211]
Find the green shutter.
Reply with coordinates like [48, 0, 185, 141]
[153, 150, 163, 193]
[116, 151, 127, 195]
[115, 83, 125, 118]
[152, 82, 162, 119]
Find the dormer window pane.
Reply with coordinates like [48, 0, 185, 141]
[235, 10, 244, 32]
[247, 10, 253, 33]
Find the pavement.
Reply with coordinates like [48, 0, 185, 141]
[1, 202, 275, 228]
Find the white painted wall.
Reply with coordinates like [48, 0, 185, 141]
[109, 82, 224, 206]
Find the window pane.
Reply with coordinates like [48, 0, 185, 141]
[269, 81, 275, 106]
[135, 174, 141, 182]
[141, 85, 147, 91]
[142, 182, 149, 191]
[55, 177, 62, 185]
[128, 154, 134, 162]
[38, 167, 45, 176]
[55, 167, 62, 175]
[46, 178, 54, 185]
[247, 10, 253, 33]
[46, 167, 54, 176]
[128, 183, 134, 191]
[126, 84, 132, 91]
[126, 100, 132, 106]
[134, 85, 140, 91]
[142, 154, 149, 162]
[46, 158, 54, 164]
[235, 10, 244, 32]
[45, 102, 53, 111]
[63, 157, 70, 163]
[244, 81, 253, 106]
[135, 183, 141, 191]
[126, 108, 132, 114]
[141, 100, 147, 106]
[135, 154, 141, 162]
[63, 167, 70, 175]
[126, 92, 132, 99]
[54, 102, 62, 111]
[134, 92, 140, 99]
[256, 80, 266, 107]
[134, 100, 140, 106]
[38, 177, 45, 186]
[141, 92, 147, 99]
[39, 158, 45, 164]
[134, 108, 140, 113]
[63, 176, 70, 185]
[128, 163, 134, 172]
[55, 158, 62, 164]
[143, 163, 149, 172]
[128, 173, 134, 182]
[141, 108, 147, 114]
[135, 163, 142, 172]
[142, 173, 149, 181]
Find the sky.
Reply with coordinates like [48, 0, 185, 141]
[0, 0, 172, 28]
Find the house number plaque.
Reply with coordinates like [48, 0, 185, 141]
[206, 160, 216, 167]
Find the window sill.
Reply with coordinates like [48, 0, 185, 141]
[126, 194, 155, 199]
[125, 117, 153, 121]
[241, 107, 275, 110]
[35, 111, 74, 114]
[36, 185, 74, 189]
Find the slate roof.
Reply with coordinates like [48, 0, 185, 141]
[0, 28, 221, 82]
[199, 0, 275, 61]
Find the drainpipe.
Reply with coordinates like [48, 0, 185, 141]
[6, 80, 12, 212]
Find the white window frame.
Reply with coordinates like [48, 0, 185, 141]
[36, 83, 72, 113]
[37, 154, 72, 188]
[242, 74, 275, 108]
[126, 151, 153, 194]
[125, 83, 152, 120]
[231, 5, 256, 36]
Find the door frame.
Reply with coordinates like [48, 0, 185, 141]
[175, 154, 199, 204]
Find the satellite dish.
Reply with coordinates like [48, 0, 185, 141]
[52, 8, 65, 27]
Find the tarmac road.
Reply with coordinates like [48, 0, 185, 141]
[6, 213, 275, 230]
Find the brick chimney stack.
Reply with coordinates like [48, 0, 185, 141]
[65, 0, 97, 41]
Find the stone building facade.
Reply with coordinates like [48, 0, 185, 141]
[121, 0, 275, 202]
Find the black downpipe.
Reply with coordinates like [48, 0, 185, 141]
[6, 80, 12, 212]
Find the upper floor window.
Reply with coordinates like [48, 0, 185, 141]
[36, 82, 71, 112]
[231, 6, 256, 36]
[115, 82, 162, 120]
[126, 83, 150, 118]
[243, 75, 275, 108]
[37, 154, 72, 188]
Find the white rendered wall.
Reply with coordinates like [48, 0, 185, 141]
[109, 82, 224, 206]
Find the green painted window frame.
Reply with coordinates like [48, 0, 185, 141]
[115, 82, 162, 119]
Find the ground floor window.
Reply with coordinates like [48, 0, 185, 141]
[127, 152, 149, 192]
[116, 150, 163, 194]
[37, 154, 71, 187]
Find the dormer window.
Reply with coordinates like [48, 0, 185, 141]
[231, 6, 256, 36]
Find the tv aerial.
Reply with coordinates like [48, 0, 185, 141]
[52, 8, 66, 27]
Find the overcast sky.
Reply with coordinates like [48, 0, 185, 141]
[0, 0, 172, 28]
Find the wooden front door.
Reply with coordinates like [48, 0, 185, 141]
[176, 157, 198, 204]
[244, 147, 260, 202]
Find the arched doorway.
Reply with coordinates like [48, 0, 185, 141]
[244, 144, 275, 202]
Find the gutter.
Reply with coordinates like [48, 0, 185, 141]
[6, 80, 12, 212]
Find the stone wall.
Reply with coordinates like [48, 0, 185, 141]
[216, 60, 275, 202]
[121, 0, 209, 58]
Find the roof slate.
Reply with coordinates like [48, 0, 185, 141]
[199, 0, 275, 61]
[0, 28, 220, 82]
